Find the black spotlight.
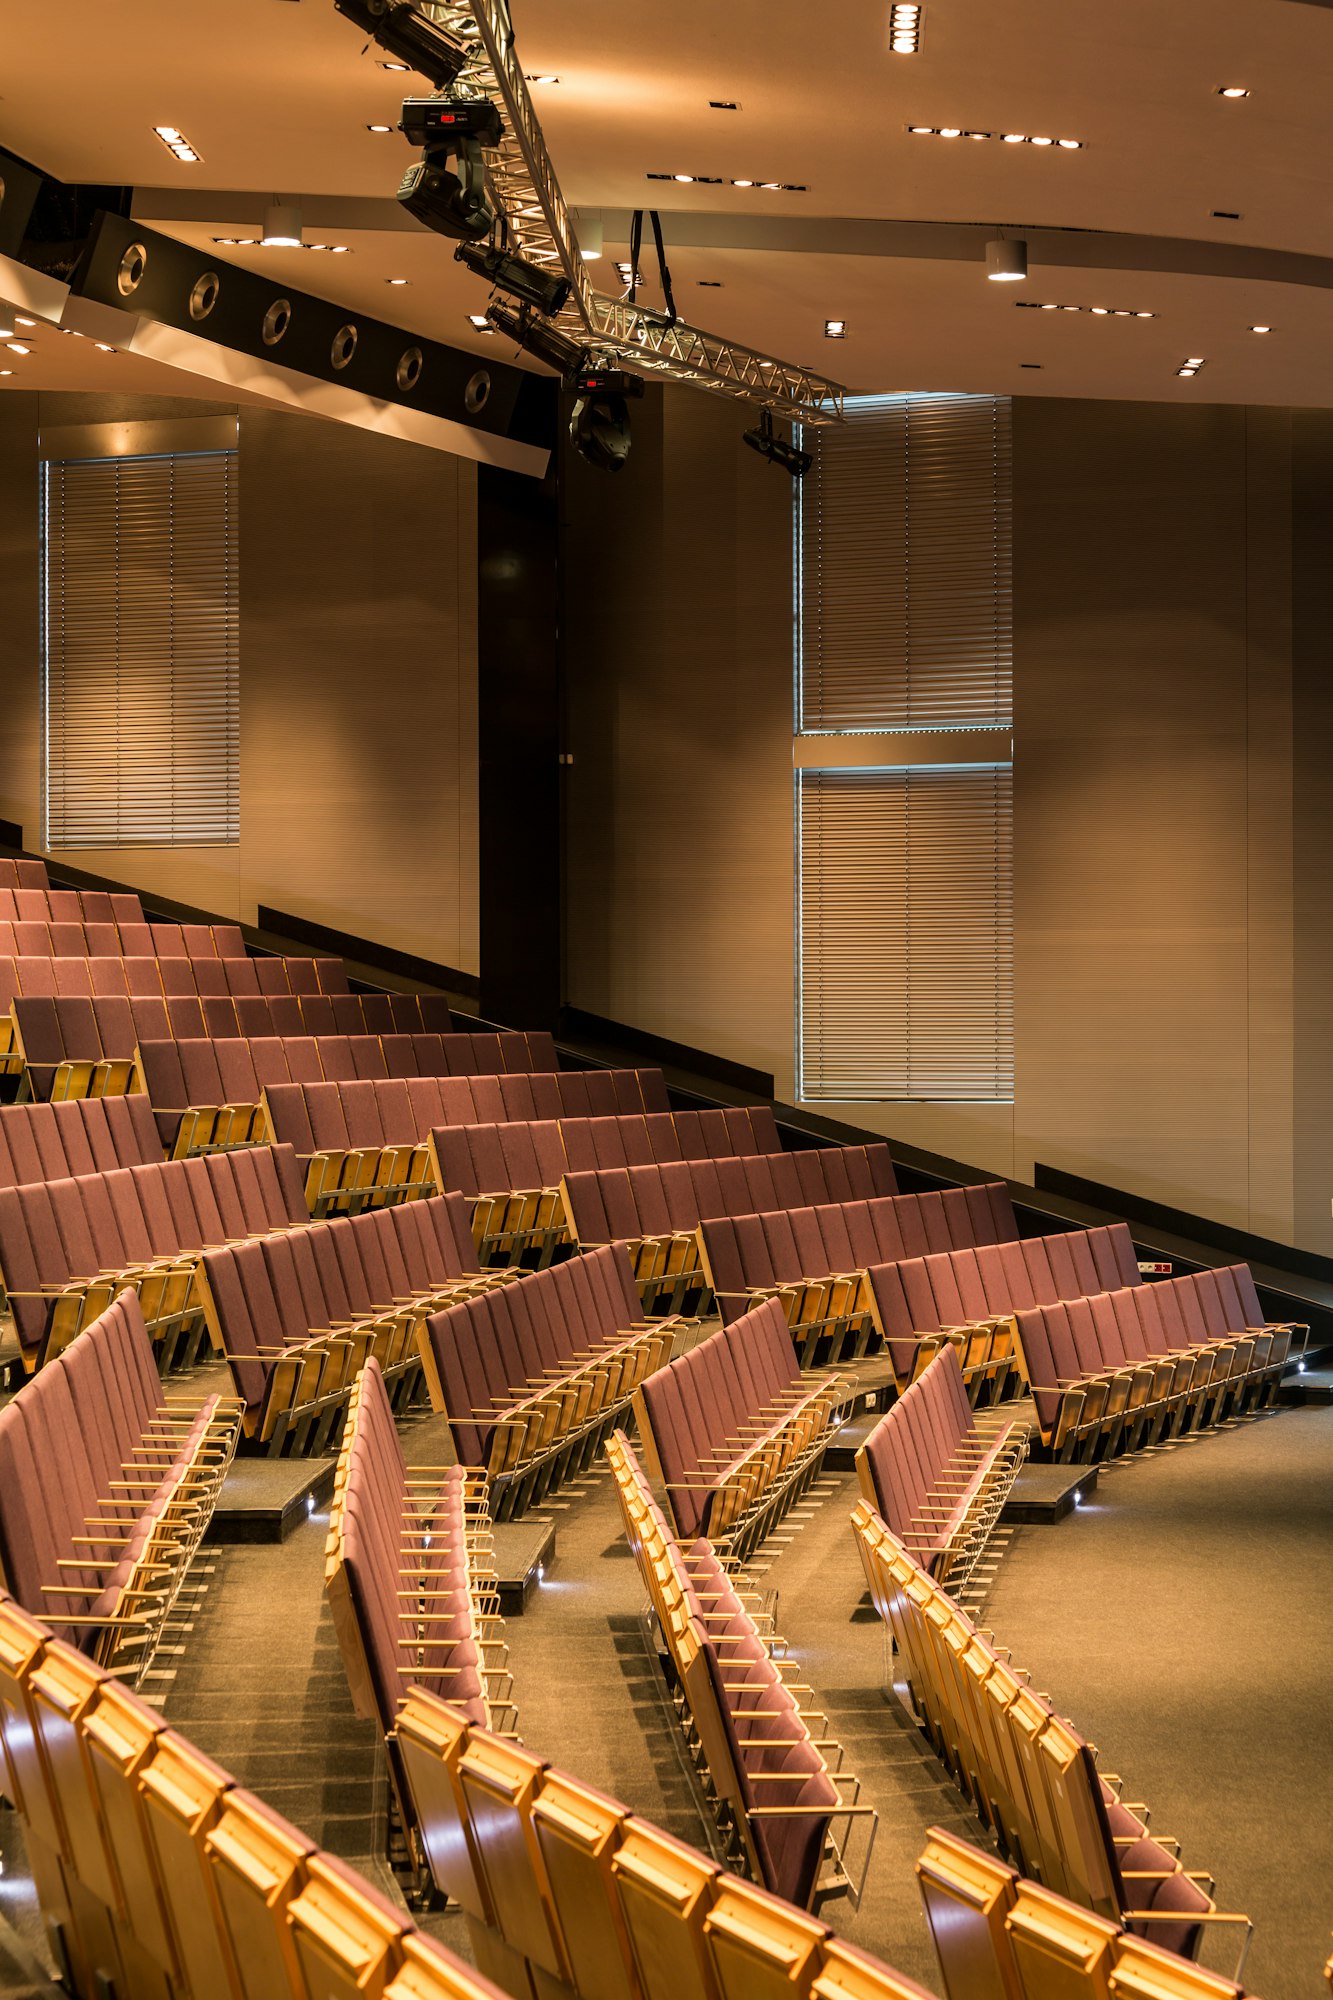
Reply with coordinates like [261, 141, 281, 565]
[333, 0, 468, 86]
[568, 369, 645, 474]
[398, 152, 491, 240]
[741, 408, 812, 478]
[485, 299, 587, 373]
[455, 240, 571, 317]
[396, 98, 501, 240]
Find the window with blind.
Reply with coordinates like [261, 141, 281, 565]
[42, 450, 239, 849]
[798, 765, 1013, 1102]
[795, 395, 1013, 1102]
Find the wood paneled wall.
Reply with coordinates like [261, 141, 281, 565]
[0, 394, 479, 978]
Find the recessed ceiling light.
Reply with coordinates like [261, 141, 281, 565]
[1015, 300, 1154, 317]
[1250, 324, 1272, 333]
[889, 4, 921, 52]
[386, 277, 410, 285]
[824, 319, 847, 338]
[1218, 86, 1250, 98]
[380, 59, 410, 70]
[366, 122, 393, 132]
[1020, 363, 1042, 369]
[525, 73, 560, 84]
[908, 126, 1083, 148]
[14, 317, 36, 329]
[646, 172, 807, 191]
[94, 343, 115, 353]
[0, 371, 11, 378]
[709, 100, 740, 109]
[697, 279, 724, 287]
[6, 343, 30, 356]
[1177, 357, 1207, 377]
[1212, 209, 1241, 220]
[467, 313, 490, 327]
[211, 237, 351, 253]
[153, 124, 202, 162]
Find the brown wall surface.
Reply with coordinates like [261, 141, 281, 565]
[0, 392, 479, 977]
[563, 387, 1333, 1253]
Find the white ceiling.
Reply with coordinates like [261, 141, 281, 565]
[3, 0, 1333, 405]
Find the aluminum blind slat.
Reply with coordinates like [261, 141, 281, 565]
[42, 450, 239, 850]
[798, 766, 1014, 1102]
[798, 394, 1013, 732]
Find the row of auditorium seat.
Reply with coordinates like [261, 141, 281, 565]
[198, 1192, 519, 1450]
[0, 1091, 163, 1191]
[262, 1069, 672, 1218]
[866, 1222, 1142, 1392]
[136, 1029, 560, 1155]
[852, 1503, 1251, 1975]
[325, 1358, 514, 1888]
[0, 1141, 310, 1369]
[563, 1142, 899, 1314]
[0, 855, 57, 889]
[433, 1105, 783, 1266]
[11, 988, 454, 1098]
[917, 1827, 1252, 2000]
[698, 1183, 1021, 1380]
[0, 920, 246, 961]
[0, 886, 142, 925]
[0, 1589, 515, 2000]
[633, 1298, 843, 1551]
[0, 1293, 240, 1683]
[0, 948, 344, 1003]
[1015, 1272, 1298, 1458]
[855, 1345, 1028, 1586]
[608, 1430, 873, 1910]
[421, 1245, 678, 1512]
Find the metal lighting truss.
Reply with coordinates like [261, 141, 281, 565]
[414, 0, 845, 422]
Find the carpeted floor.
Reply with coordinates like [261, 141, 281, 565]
[1, 1391, 1329, 1999]
[982, 1405, 1333, 2000]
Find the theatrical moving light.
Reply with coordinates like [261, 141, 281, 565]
[484, 299, 587, 372]
[742, 408, 812, 478]
[397, 98, 503, 241]
[332, 0, 468, 87]
[455, 240, 571, 316]
[570, 369, 645, 474]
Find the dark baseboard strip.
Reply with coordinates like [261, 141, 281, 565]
[256, 906, 480, 1001]
[557, 1007, 775, 1099]
[1035, 1164, 1333, 1289]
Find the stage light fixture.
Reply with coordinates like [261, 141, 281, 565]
[484, 299, 587, 373]
[986, 236, 1027, 281]
[570, 371, 643, 474]
[742, 409, 812, 479]
[455, 240, 571, 316]
[332, 0, 468, 87]
[397, 97, 502, 241]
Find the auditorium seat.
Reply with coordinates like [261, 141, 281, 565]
[917, 1829, 1248, 2000]
[633, 1298, 842, 1553]
[1014, 1272, 1302, 1459]
[0, 1092, 163, 1189]
[855, 1345, 1028, 1586]
[611, 1434, 875, 1909]
[562, 1142, 898, 1314]
[433, 1105, 783, 1267]
[0, 1292, 241, 1681]
[697, 1183, 1020, 1376]
[851, 1505, 1249, 1975]
[260, 1068, 672, 1218]
[0, 1590, 511, 2000]
[197, 1190, 518, 1450]
[0, 1141, 310, 1369]
[325, 1358, 513, 1875]
[420, 1245, 677, 1513]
